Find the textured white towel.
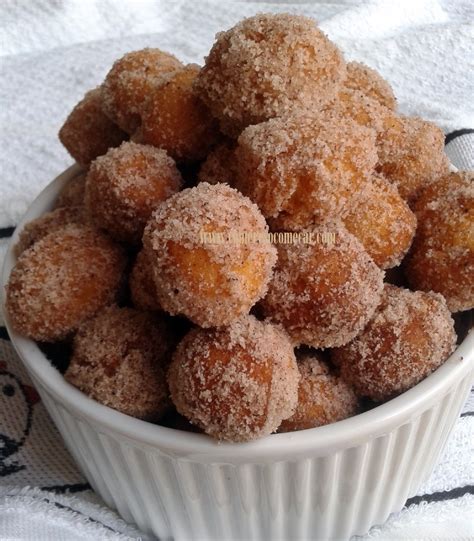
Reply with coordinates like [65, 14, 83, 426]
[0, 0, 473, 228]
[0, 1, 473, 540]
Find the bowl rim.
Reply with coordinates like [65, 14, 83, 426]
[1, 164, 473, 461]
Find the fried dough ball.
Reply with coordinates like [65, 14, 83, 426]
[54, 171, 87, 209]
[412, 170, 474, 216]
[327, 88, 393, 135]
[85, 141, 183, 243]
[15, 206, 85, 256]
[260, 223, 384, 348]
[195, 13, 346, 136]
[129, 250, 162, 312]
[135, 64, 220, 162]
[344, 62, 396, 110]
[197, 141, 236, 185]
[405, 172, 474, 312]
[332, 285, 456, 401]
[376, 115, 449, 201]
[342, 174, 417, 269]
[59, 88, 127, 166]
[101, 48, 183, 133]
[6, 225, 126, 342]
[279, 353, 359, 432]
[143, 182, 277, 328]
[235, 112, 377, 230]
[168, 315, 300, 441]
[65, 306, 170, 420]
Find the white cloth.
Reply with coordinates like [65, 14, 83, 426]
[0, 1, 473, 540]
[0, 336, 473, 541]
[0, 0, 473, 228]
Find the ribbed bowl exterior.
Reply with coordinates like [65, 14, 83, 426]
[33, 370, 472, 541]
[2, 165, 474, 541]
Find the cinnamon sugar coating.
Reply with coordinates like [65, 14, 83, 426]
[168, 315, 299, 441]
[343, 174, 417, 269]
[235, 112, 377, 230]
[59, 88, 127, 166]
[344, 62, 396, 110]
[279, 353, 359, 432]
[195, 13, 346, 136]
[260, 223, 384, 348]
[6, 225, 127, 342]
[15, 206, 86, 256]
[376, 115, 450, 201]
[405, 171, 474, 312]
[85, 141, 183, 244]
[326, 88, 393, 135]
[135, 64, 220, 162]
[129, 250, 162, 312]
[197, 141, 236, 185]
[101, 48, 183, 133]
[54, 171, 87, 209]
[332, 285, 456, 401]
[65, 306, 171, 420]
[143, 182, 277, 327]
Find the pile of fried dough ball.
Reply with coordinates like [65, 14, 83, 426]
[6, 14, 472, 442]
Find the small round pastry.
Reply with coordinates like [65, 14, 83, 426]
[101, 48, 183, 133]
[327, 88, 393, 135]
[342, 174, 417, 269]
[65, 306, 170, 420]
[344, 62, 396, 110]
[6, 225, 126, 342]
[405, 172, 474, 312]
[54, 171, 87, 209]
[168, 315, 299, 441]
[135, 64, 219, 162]
[412, 170, 474, 217]
[376, 115, 449, 201]
[260, 223, 384, 348]
[14, 206, 86, 256]
[279, 353, 359, 432]
[197, 141, 236, 185]
[85, 141, 183, 243]
[235, 112, 377, 230]
[195, 13, 346, 136]
[332, 285, 457, 402]
[143, 182, 277, 327]
[129, 250, 162, 312]
[59, 88, 127, 166]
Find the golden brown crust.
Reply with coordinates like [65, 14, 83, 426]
[101, 48, 183, 133]
[195, 13, 346, 136]
[6, 225, 127, 342]
[279, 353, 359, 432]
[59, 88, 127, 166]
[344, 61, 396, 110]
[54, 172, 87, 209]
[343, 174, 417, 269]
[15, 206, 86, 257]
[260, 223, 384, 348]
[405, 171, 474, 312]
[135, 64, 220, 162]
[376, 115, 450, 201]
[85, 141, 183, 244]
[129, 250, 162, 312]
[168, 315, 299, 441]
[332, 285, 456, 401]
[143, 182, 277, 327]
[197, 141, 236, 185]
[235, 111, 377, 229]
[66, 306, 171, 420]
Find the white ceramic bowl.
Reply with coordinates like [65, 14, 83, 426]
[2, 165, 474, 541]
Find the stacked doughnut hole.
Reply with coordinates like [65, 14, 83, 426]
[6, 13, 470, 442]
